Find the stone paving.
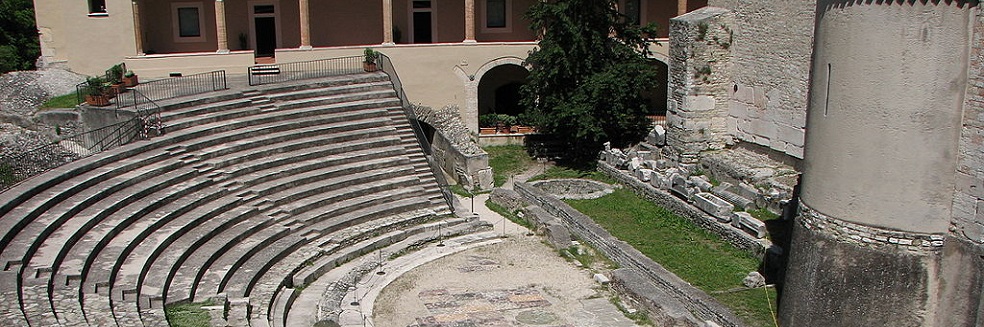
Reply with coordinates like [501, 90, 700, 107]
[369, 191, 642, 327]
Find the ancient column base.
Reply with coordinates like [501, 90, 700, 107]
[779, 202, 944, 327]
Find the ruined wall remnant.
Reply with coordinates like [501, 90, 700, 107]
[708, 0, 815, 159]
[666, 7, 735, 164]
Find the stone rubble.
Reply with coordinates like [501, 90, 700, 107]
[598, 126, 797, 240]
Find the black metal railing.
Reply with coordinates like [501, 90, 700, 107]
[76, 69, 227, 106]
[1, 89, 164, 192]
[133, 70, 228, 102]
[0, 119, 141, 191]
[377, 53, 455, 212]
[75, 62, 129, 104]
[247, 55, 365, 86]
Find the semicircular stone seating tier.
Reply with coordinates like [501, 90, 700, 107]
[0, 72, 475, 327]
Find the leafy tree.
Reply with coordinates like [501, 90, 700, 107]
[521, 0, 660, 165]
[0, 0, 40, 73]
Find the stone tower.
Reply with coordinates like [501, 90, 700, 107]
[781, 0, 984, 326]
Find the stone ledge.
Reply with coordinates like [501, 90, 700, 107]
[798, 202, 946, 252]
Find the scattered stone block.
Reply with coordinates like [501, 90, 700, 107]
[732, 213, 768, 238]
[690, 175, 714, 192]
[712, 188, 756, 210]
[644, 160, 660, 170]
[694, 193, 734, 222]
[731, 212, 753, 229]
[637, 169, 654, 182]
[670, 174, 694, 200]
[742, 271, 766, 288]
[647, 125, 667, 146]
[651, 172, 670, 190]
[593, 273, 611, 285]
[629, 157, 643, 172]
[637, 150, 653, 161]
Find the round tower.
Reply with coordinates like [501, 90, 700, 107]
[780, 1, 977, 326]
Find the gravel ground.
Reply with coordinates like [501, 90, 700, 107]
[372, 237, 642, 327]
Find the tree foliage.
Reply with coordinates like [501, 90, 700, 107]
[521, 0, 660, 165]
[0, 0, 39, 73]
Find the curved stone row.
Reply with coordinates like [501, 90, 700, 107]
[0, 73, 458, 326]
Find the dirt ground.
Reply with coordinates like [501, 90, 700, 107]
[372, 236, 642, 327]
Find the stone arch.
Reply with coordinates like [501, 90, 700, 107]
[459, 56, 529, 132]
[477, 63, 530, 118]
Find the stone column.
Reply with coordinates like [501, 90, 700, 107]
[382, 0, 394, 45]
[677, 0, 687, 16]
[215, 0, 229, 53]
[299, 0, 312, 49]
[779, 1, 975, 326]
[464, 0, 476, 43]
[131, 0, 145, 55]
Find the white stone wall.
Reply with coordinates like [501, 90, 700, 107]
[666, 7, 735, 164]
[707, 0, 815, 159]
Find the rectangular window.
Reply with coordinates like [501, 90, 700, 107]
[486, 0, 506, 28]
[88, 0, 107, 14]
[178, 7, 201, 37]
[172, 3, 206, 43]
[254, 5, 275, 14]
[412, 0, 431, 9]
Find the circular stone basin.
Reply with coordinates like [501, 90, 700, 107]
[529, 178, 615, 200]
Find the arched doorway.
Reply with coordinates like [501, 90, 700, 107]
[644, 59, 669, 116]
[477, 64, 530, 131]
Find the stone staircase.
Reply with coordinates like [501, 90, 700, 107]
[0, 72, 469, 327]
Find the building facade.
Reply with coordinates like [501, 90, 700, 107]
[35, 0, 703, 131]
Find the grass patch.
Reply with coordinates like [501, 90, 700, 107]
[485, 200, 534, 231]
[528, 165, 614, 184]
[748, 208, 781, 221]
[484, 145, 537, 187]
[566, 188, 777, 327]
[165, 301, 214, 327]
[41, 92, 81, 109]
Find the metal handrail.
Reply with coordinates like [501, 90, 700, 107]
[133, 70, 228, 102]
[377, 53, 456, 212]
[247, 55, 366, 86]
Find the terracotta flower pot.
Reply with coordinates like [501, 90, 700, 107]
[480, 128, 497, 135]
[363, 62, 377, 72]
[123, 75, 139, 87]
[85, 94, 111, 107]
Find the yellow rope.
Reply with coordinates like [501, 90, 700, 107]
[765, 286, 779, 327]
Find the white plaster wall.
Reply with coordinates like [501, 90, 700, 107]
[801, 1, 973, 233]
[36, 0, 138, 76]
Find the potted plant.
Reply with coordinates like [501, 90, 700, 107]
[478, 114, 498, 134]
[107, 64, 126, 95]
[495, 114, 517, 134]
[363, 48, 378, 72]
[122, 70, 139, 87]
[83, 76, 111, 106]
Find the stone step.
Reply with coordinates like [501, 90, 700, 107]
[222, 193, 434, 300]
[266, 80, 394, 103]
[276, 89, 398, 111]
